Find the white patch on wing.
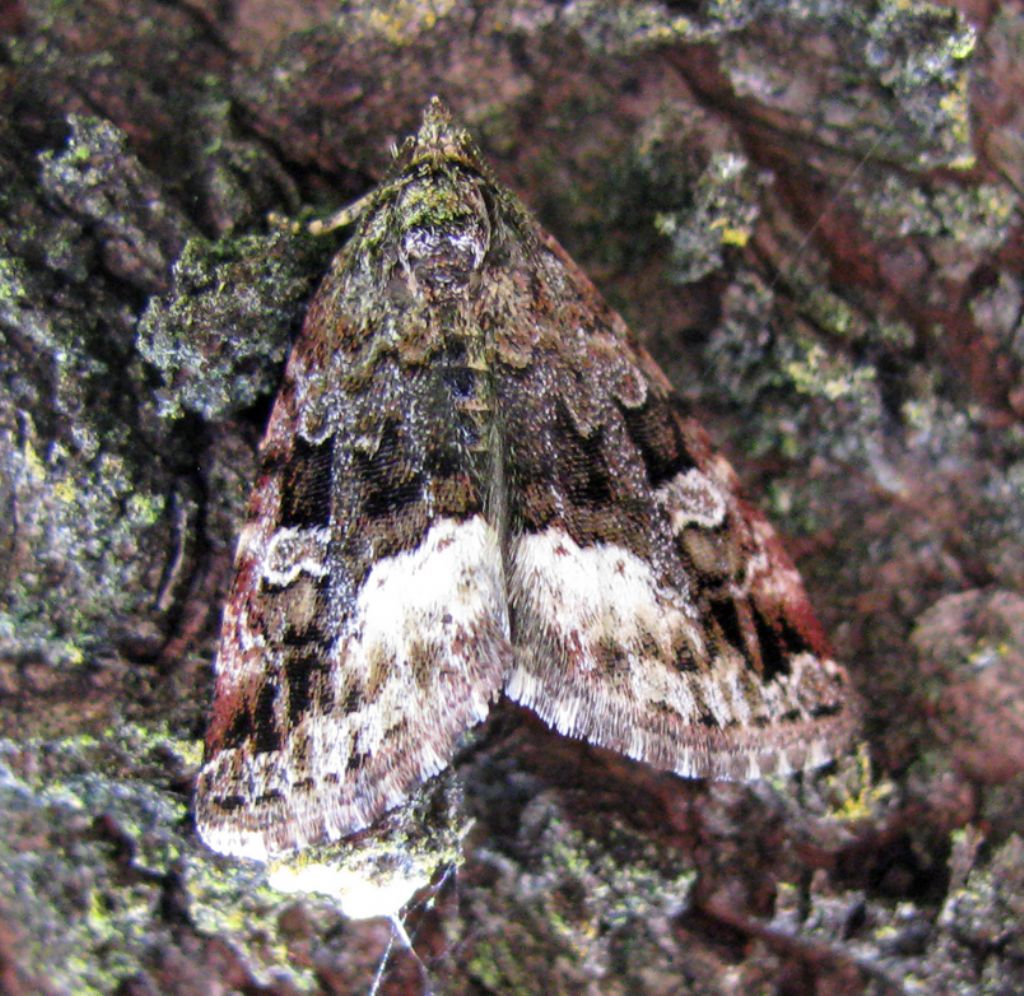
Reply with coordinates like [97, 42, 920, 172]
[199, 513, 512, 860]
[509, 526, 704, 671]
[659, 467, 728, 530]
[354, 515, 508, 661]
[506, 527, 719, 731]
[263, 526, 332, 585]
[301, 513, 509, 800]
[216, 477, 290, 677]
[505, 527, 844, 780]
[200, 821, 271, 864]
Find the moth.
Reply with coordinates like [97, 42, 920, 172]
[195, 99, 856, 862]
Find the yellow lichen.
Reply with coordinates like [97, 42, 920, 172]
[357, 0, 457, 46]
[833, 743, 892, 822]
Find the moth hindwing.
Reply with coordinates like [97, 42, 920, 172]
[195, 98, 857, 862]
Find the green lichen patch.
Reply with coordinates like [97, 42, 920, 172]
[458, 792, 698, 992]
[731, 0, 974, 168]
[0, 726, 194, 994]
[853, 174, 1019, 291]
[941, 829, 1024, 957]
[655, 151, 762, 286]
[702, 271, 885, 471]
[137, 229, 332, 420]
[0, 411, 192, 673]
[39, 115, 196, 294]
[910, 589, 1024, 788]
[971, 272, 1024, 365]
[0, 722, 384, 992]
[1, 110, 213, 671]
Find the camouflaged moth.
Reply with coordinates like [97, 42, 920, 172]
[195, 99, 857, 862]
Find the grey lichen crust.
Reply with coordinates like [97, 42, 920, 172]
[1, 115, 196, 672]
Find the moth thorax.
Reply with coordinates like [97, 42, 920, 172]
[399, 221, 489, 298]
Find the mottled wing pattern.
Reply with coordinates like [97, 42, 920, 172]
[196, 100, 856, 863]
[195, 265, 511, 861]
[499, 231, 856, 779]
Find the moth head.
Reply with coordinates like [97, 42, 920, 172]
[381, 98, 494, 299]
[394, 173, 491, 298]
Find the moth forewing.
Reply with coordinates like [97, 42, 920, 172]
[195, 98, 857, 864]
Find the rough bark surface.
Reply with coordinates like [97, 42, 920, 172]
[1, 1, 1022, 993]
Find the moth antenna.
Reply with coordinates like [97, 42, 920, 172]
[308, 187, 379, 235]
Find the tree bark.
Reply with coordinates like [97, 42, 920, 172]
[1, 1, 1021, 993]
